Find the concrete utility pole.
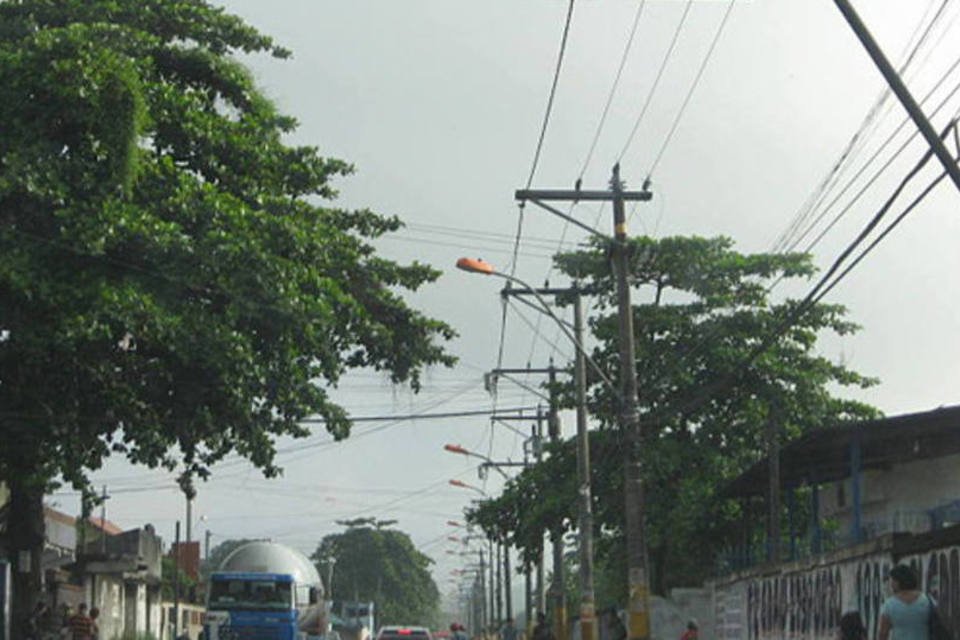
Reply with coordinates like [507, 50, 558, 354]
[834, 0, 960, 194]
[503, 536, 513, 622]
[99, 485, 110, 554]
[547, 363, 567, 640]
[516, 166, 653, 640]
[174, 521, 181, 637]
[495, 540, 503, 627]
[573, 289, 597, 640]
[479, 548, 488, 633]
[534, 410, 546, 620]
[489, 538, 496, 633]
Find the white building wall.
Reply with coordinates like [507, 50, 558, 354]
[135, 582, 148, 634]
[91, 575, 125, 640]
[819, 453, 960, 536]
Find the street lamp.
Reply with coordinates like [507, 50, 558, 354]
[448, 479, 487, 496]
[457, 256, 599, 640]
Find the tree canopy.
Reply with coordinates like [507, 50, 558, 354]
[0, 0, 453, 623]
[468, 235, 879, 598]
[312, 522, 440, 627]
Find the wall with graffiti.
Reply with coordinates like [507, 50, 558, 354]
[713, 539, 960, 640]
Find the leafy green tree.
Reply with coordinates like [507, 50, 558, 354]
[312, 523, 440, 628]
[469, 236, 878, 597]
[161, 555, 198, 602]
[0, 0, 454, 628]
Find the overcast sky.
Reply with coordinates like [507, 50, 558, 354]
[51, 0, 960, 613]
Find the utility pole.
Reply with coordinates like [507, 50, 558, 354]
[495, 540, 503, 627]
[833, 0, 960, 194]
[503, 536, 512, 622]
[489, 538, 496, 634]
[573, 288, 597, 640]
[516, 165, 653, 640]
[205, 529, 212, 562]
[479, 548, 488, 633]
[534, 410, 546, 620]
[181, 474, 196, 545]
[611, 164, 651, 640]
[174, 520, 181, 638]
[547, 362, 567, 640]
[100, 485, 109, 554]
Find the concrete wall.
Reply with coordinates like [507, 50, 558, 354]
[712, 528, 960, 640]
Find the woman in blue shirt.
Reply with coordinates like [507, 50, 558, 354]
[878, 564, 931, 640]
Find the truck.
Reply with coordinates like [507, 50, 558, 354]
[332, 601, 375, 640]
[203, 541, 329, 640]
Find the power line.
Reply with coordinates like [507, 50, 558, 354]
[814, 168, 950, 303]
[774, 0, 954, 254]
[810, 120, 957, 304]
[524, 0, 577, 193]
[580, 0, 649, 180]
[618, 0, 695, 163]
[499, 0, 578, 434]
[795, 65, 960, 255]
[646, 0, 738, 178]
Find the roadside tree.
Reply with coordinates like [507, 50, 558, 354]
[312, 521, 440, 627]
[0, 0, 454, 628]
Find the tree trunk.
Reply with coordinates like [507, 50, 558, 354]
[7, 473, 46, 637]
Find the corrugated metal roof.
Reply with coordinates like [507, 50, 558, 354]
[723, 404, 960, 497]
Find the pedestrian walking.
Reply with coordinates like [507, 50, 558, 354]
[89, 606, 100, 640]
[878, 564, 935, 640]
[67, 603, 95, 640]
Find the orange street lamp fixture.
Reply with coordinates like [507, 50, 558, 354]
[455, 257, 495, 275]
[444, 444, 470, 455]
[447, 520, 464, 528]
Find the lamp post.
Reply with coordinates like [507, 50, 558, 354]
[457, 257, 597, 640]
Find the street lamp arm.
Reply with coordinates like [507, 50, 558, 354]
[458, 256, 618, 396]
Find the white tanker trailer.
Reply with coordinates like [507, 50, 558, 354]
[203, 541, 332, 640]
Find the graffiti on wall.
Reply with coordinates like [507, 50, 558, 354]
[726, 544, 960, 640]
[853, 557, 889, 639]
[745, 567, 842, 640]
[921, 547, 960, 633]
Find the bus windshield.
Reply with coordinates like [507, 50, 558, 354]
[208, 579, 293, 611]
